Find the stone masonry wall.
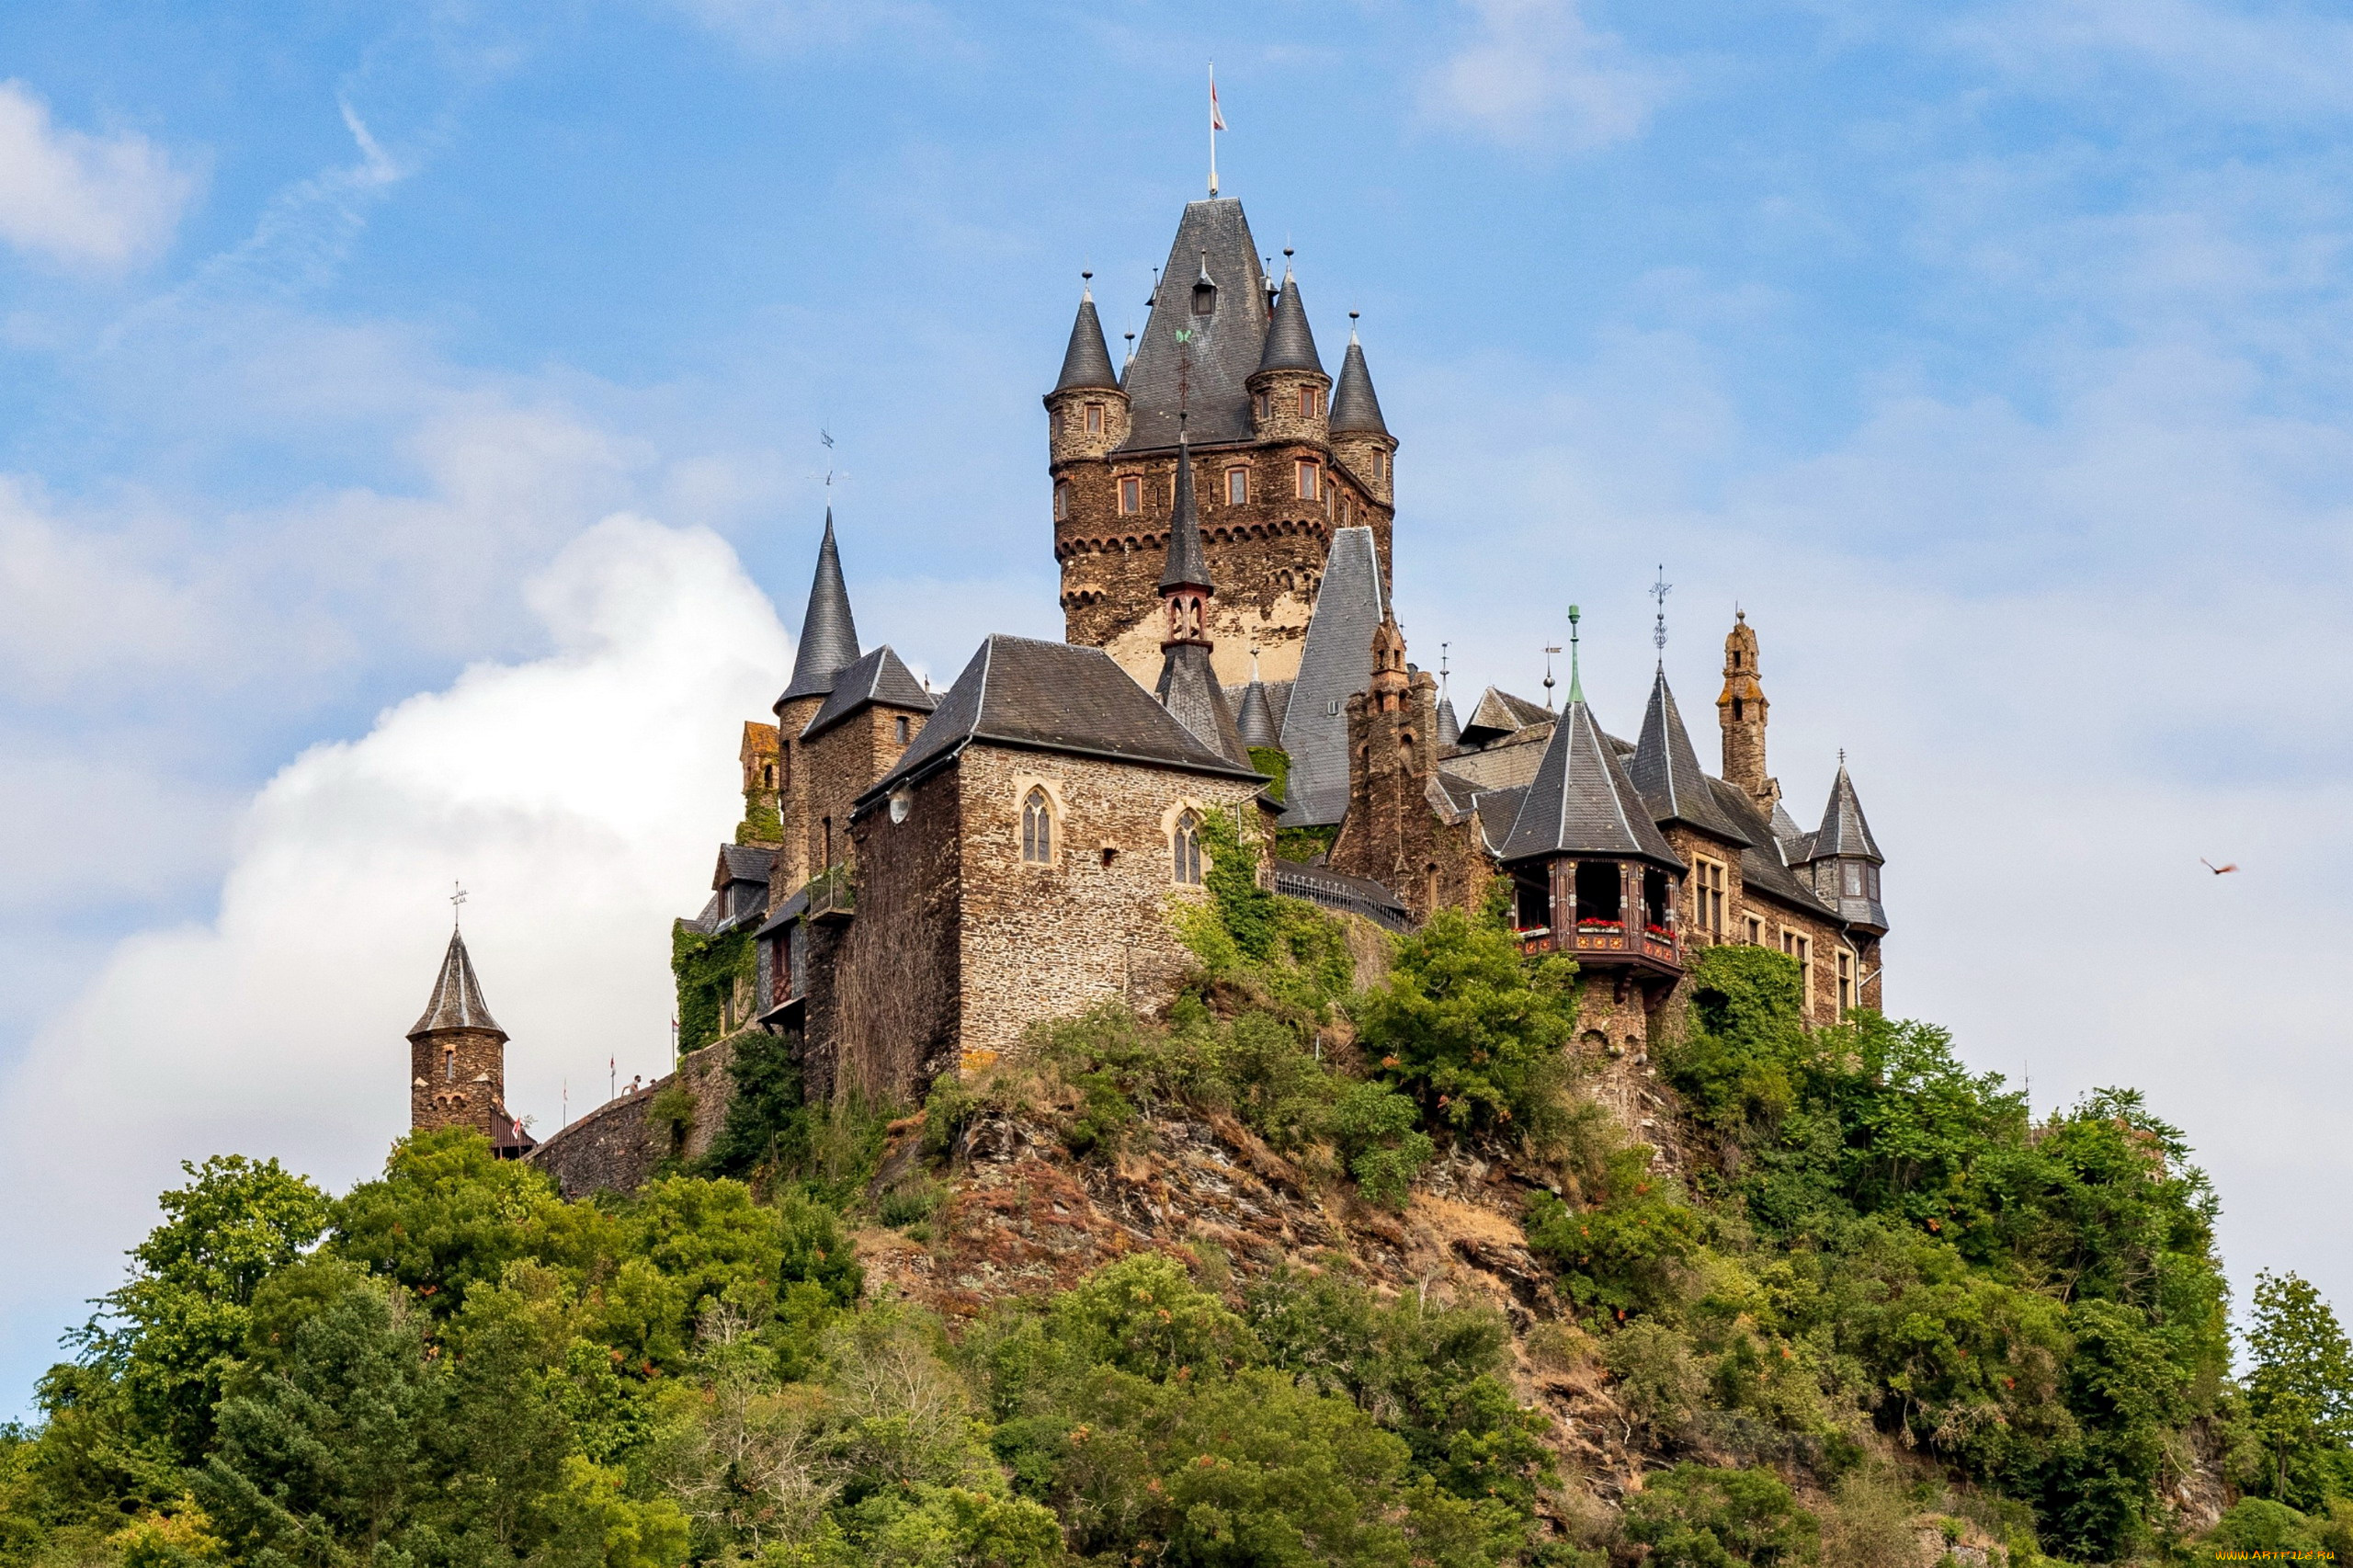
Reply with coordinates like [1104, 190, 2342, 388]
[1054, 441, 1390, 688]
[770, 693, 824, 903]
[1663, 823, 1855, 1027]
[800, 704, 926, 885]
[409, 1028, 506, 1138]
[953, 745, 1263, 1073]
[528, 1034, 738, 1200]
[819, 761, 964, 1106]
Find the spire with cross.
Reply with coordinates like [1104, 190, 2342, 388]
[1650, 564, 1672, 667]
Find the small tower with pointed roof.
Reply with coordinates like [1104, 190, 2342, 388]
[408, 925, 532, 1156]
[1247, 256, 1331, 448]
[1717, 610, 1777, 812]
[1153, 431, 1248, 764]
[771, 511, 863, 899]
[1044, 275, 1128, 466]
[1327, 313, 1396, 507]
[1330, 608, 1457, 921]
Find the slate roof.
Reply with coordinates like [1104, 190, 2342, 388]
[1235, 678, 1280, 749]
[1436, 723, 1552, 794]
[1458, 687, 1552, 748]
[861, 634, 1264, 808]
[1328, 331, 1390, 437]
[411, 930, 506, 1040]
[1118, 199, 1273, 452]
[1435, 694, 1461, 750]
[1159, 437, 1211, 591]
[1495, 698, 1682, 869]
[801, 645, 935, 742]
[1473, 785, 1530, 855]
[1275, 527, 1385, 826]
[1157, 642, 1248, 765]
[714, 844, 777, 889]
[1806, 764, 1884, 864]
[1705, 778, 1837, 919]
[1256, 268, 1324, 375]
[1631, 668, 1752, 846]
[779, 510, 861, 703]
[1052, 287, 1120, 392]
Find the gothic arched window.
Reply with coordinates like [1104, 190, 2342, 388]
[1021, 788, 1053, 864]
[1173, 810, 1203, 886]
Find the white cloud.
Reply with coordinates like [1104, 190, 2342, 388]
[1951, 0, 2353, 119]
[0, 81, 196, 269]
[1418, 0, 1667, 153]
[0, 516, 790, 1358]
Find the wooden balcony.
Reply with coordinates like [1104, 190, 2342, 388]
[1518, 921, 1683, 975]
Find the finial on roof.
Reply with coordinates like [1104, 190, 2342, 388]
[450, 881, 467, 930]
[1650, 564, 1673, 668]
[1567, 604, 1585, 704]
[1348, 309, 1360, 345]
[1439, 641, 1449, 696]
[1839, 746, 1847, 767]
[1542, 647, 1557, 710]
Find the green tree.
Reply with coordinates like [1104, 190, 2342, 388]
[1622, 1464, 1818, 1566]
[88, 1155, 332, 1465]
[2244, 1269, 2353, 1509]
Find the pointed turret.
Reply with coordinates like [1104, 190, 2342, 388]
[1435, 694, 1461, 751]
[1236, 665, 1280, 750]
[1631, 668, 1750, 846]
[1495, 694, 1680, 869]
[408, 927, 530, 1155]
[411, 929, 504, 1040]
[1328, 330, 1388, 436]
[779, 510, 862, 704]
[1053, 283, 1120, 392]
[1801, 759, 1888, 935]
[1256, 265, 1324, 375]
[1154, 436, 1247, 765]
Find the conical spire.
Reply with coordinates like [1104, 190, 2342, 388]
[1631, 668, 1750, 845]
[1256, 264, 1324, 375]
[1435, 695, 1461, 750]
[1236, 653, 1279, 750]
[1812, 759, 1883, 863]
[1328, 325, 1390, 436]
[1496, 693, 1681, 868]
[778, 509, 861, 703]
[1052, 279, 1120, 392]
[410, 930, 505, 1040]
[1158, 432, 1211, 592]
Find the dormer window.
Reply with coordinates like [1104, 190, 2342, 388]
[1191, 277, 1216, 315]
[1085, 402, 1105, 435]
[1296, 460, 1320, 501]
[1119, 475, 1142, 515]
[1226, 467, 1248, 506]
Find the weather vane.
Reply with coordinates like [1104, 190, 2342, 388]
[1650, 564, 1672, 663]
[1542, 646, 1561, 709]
[450, 881, 467, 929]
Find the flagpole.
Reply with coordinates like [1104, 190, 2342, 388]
[1208, 62, 1219, 196]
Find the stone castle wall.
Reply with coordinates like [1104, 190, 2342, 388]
[952, 745, 1262, 1073]
[410, 1028, 506, 1139]
[1053, 441, 1391, 687]
[528, 1034, 738, 1199]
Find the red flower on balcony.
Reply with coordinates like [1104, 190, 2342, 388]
[1645, 924, 1673, 938]
[1575, 916, 1621, 930]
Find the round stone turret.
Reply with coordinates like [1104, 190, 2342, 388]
[1328, 316, 1397, 506]
[1245, 262, 1331, 447]
[1045, 278, 1130, 464]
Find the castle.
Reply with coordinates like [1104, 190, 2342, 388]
[402, 193, 1889, 1174]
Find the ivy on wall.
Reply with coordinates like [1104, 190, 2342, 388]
[671, 920, 756, 1056]
[734, 786, 782, 847]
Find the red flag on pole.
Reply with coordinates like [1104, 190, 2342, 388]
[1211, 68, 1226, 131]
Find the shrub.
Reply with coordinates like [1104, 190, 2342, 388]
[1328, 1081, 1434, 1209]
[1623, 1464, 1819, 1566]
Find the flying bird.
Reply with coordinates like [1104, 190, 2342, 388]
[2200, 858, 2238, 875]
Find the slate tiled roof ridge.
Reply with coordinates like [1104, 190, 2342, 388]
[1053, 287, 1120, 392]
[860, 633, 1263, 809]
[779, 509, 861, 703]
[717, 844, 777, 884]
[1435, 694, 1461, 750]
[1328, 333, 1389, 436]
[1275, 527, 1386, 826]
[1704, 777, 1837, 919]
[1495, 699, 1682, 868]
[411, 930, 505, 1040]
[1631, 667, 1751, 846]
[801, 645, 936, 742]
[1256, 267, 1324, 375]
[1117, 199, 1271, 452]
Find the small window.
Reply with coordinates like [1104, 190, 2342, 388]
[1843, 862, 1864, 897]
[1173, 810, 1202, 886]
[1374, 449, 1387, 481]
[1021, 788, 1053, 864]
[1253, 391, 1269, 422]
[1191, 277, 1216, 315]
[822, 816, 834, 869]
[1296, 460, 1319, 501]
[1052, 480, 1068, 520]
[1837, 949, 1856, 1014]
[1744, 915, 1762, 945]
[1226, 467, 1248, 506]
[1732, 698, 1745, 721]
[762, 765, 775, 790]
[1338, 494, 1351, 524]
[1692, 857, 1726, 936]
[1297, 385, 1321, 419]
[1119, 475, 1142, 515]
[443, 1047, 456, 1083]
[1085, 402, 1105, 435]
[893, 715, 910, 745]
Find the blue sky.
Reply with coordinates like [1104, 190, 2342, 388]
[4, 0, 2350, 1412]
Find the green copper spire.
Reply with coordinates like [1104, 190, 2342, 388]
[1566, 605, 1584, 703]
